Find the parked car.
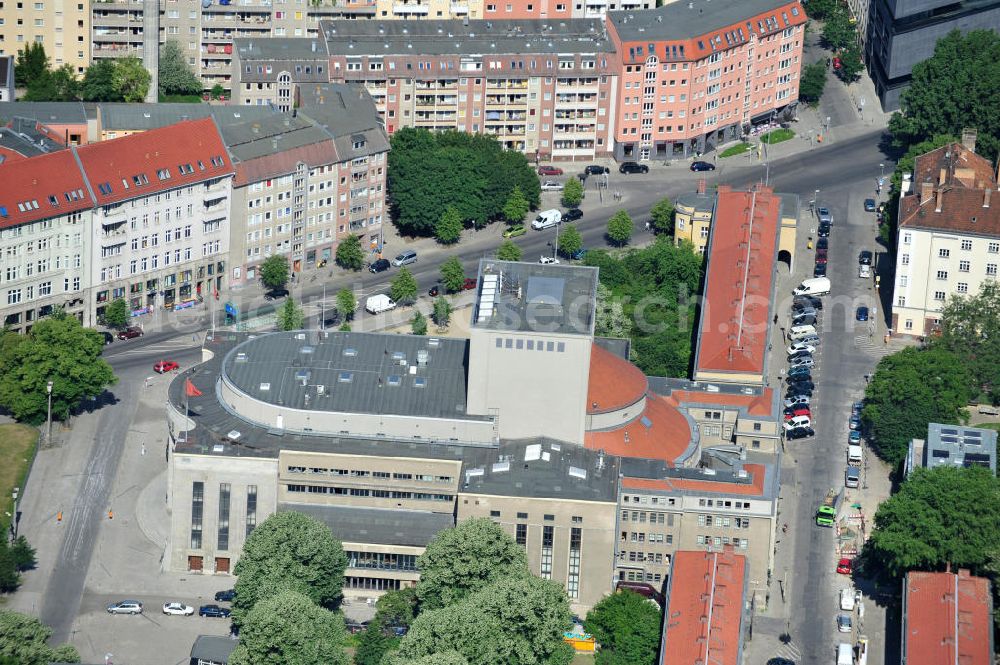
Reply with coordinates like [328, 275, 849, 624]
[539, 256, 560, 265]
[792, 314, 817, 327]
[814, 253, 828, 265]
[849, 413, 862, 430]
[570, 248, 587, 260]
[162, 602, 195, 616]
[787, 364, 812, 376]
[540, 180, 564, 191]
[817, 223, 831, 238]
[791, 306, 818, 319]
[428, 285, 441, 297]
[107, 600, 143, 615]
[786, 378, 815, 391]
[787, 350, 813, 362]
[462, 278, 477, 291]
[563, 208, 584, 223]
[813, 263, 827, 277]
[263, 288, 289, 301]
[864, 198, 877, 212]
[787, 342, 816, 355]
[690, 160, 716, 171]
[817, 206, 833, 224]
[794, 295, 823, 310]
[815, 247, 829, 262]
[368, 258, 391, 273]
[503, 224, 527, 238]
[784, 407, 811, 420]
[859, 264, 872, 279]
[538, 165, 563, 176]
[345, 621, 370, 635]
[117, 327, 143, 340]
[797, 334, 821, 346]
[214, 589, 236, 602]
[101, 331, 115, 345]
[153, 360, 179, 373]
[784, 394, 811, 408]
[856, 306, 869, 321]
[845, 466, 861, 488]
[859, 250, 873, 265]
[619, 161, 649, 174]
[836, 558, 853, 575]
[852, 401, 864, 415]
[786, 386, 814, 398]
[816, 237, 829, 251]
[584, 165, 609, 175]
[848, 430, 861, 445]
[392, 250, 418, 267]
[837, 613, 853, 633]
[198, 604, 231, 618]
[789, 356, 815, 368]
[784, 415, 812, 430]
[786, 426, 815, 440]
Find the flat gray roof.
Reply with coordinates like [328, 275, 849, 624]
[320, 18, 613, 56]
[0, 101, 87, 124]
[620, 455, 779, 500]
[675, 190, 715, 214]
[608, 0, 801, 43]
[472, 259, 598, 336]
[924, 422, 997, 473]
[220, 113, 333, 162]
[235, 37, 329, 61]
[297, 84, 391, 152]
[280, 503, 454, 547]
[96, 103, 277, 132]
[222, 331, 475, 420]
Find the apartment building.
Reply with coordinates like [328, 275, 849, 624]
[0, 0, 90, 76]
[673, 186, 713, 253]
[0, 56, 13, 101]
[901, 570, 993, 665]
[376, 0, 652, 21]
[892, 137, 1000, 337]
[905, 422, 997, 477]
[606, 0, 806, 160]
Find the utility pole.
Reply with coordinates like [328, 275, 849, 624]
[46, 380, 53, 443]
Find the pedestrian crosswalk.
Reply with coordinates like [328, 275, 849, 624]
[854, 334, 897, 358]
[769, 640, 802, 662]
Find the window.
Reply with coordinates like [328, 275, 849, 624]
[901, 254, 910, 266]
[540, 526, 554, 579]
[938, 248, 950, 258]
[245, 485, 257, 538]
[936, 270, 948, 280]
[567, 527, 582, 600]
[990, 242, 1000, 254]
[516, 523, 527, 546]
[958, 282, 969, 293]
[934, 291, 946, 301]
[903, 233, 911, 245]
[960, 260, 970, 272]
[897, 296, 906, 307]
[989, 264, 998, 277]
[190, 482, 204, 549]
[217, 483, 231, 550]
[961, 239, 973, 251]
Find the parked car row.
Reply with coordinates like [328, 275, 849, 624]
[106, 599, 232, 618]
[783, 285, 825, 438]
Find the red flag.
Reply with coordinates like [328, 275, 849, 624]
[185, 379, 203, 397]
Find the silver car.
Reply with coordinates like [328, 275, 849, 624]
[107, 600, 143, 615]
[817, 206, 833, 224]
[391, 250, 417, 267]
[789, 356, 815, 368]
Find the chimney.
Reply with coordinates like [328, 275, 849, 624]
[961, 127, 977, 153]
[939, 168, 947, 186]
[920, 182, 934, 203]
[935, 188, 943, 213]
[985, 189, 992, 208]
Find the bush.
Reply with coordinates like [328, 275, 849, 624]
[760, 128, 795, 144]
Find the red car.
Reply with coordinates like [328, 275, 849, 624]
[836, 558, 853, 575]
[462, 278, 478, 291]
[833, 56, 842, 70]
[784, 407, 811, 421]
[117, 327, 143, 340]
[538, 165, 563, 176]
[154, 360, 180, 373]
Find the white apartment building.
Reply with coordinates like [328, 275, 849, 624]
[892, 139, 1000, 337]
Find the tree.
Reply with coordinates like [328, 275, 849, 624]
[24, 64, 81, 102]
[354, 623, 399, 665]
[411, 311, 428, 336]
[432, 297, 452, 328]
[648, 197, 675, 235]
[390, 268, 418, 305]
[935, 280, 1000, 402]
[231, 511, 348, 626]
[503, 185, 530, 224]
[416, 518, 529, 611]
[835, 43, 864, 83]
[0, 610, 80, 665]
[396, 575, 571, 665]
[497, 240, 523, 262]
[889, 30, 1000, 162]
[277, 298, 305, 331]
[435, 207, 464, 245]
[594, 283, 632, 340]
[8, 537, 36, 573]
[335, 234, 365, 271]
[802, 0, 838, 19]
[584, 591, 662, 665]
[821, 7, 855, 51]
[260, 254, 290, 291]
[158, 40, 202, 96]
[81, 60, 121, 102]
[439, 256, 466, 293]
[798, 62, 828, 105]
[102, 298, 130, 329]
[862, 346, 975, 465]
[111, 56, 151, 102]
[211, 83, 225, 100]
[228, 589, 349, 665]
[0, 317, 116, 424]
[866, 466, 1000, 578]
[394, 653, 469, 665]
[558, 225, 583, 259]
[335, 288, 357, 321]
[14, 43, 48, 88]
[561, 178, 584, 208]
[606, 209, 634, 247]
[376, 587, 418, 628]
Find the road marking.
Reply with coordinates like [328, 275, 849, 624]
[772, 641, 802, 661]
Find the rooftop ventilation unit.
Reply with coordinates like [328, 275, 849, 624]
[416, 350, 429, 366]
[492, 461, 511, 473]
[568, 466, 587, 480]
[227, 430, 242, 441]
[524, 444, 542, 462]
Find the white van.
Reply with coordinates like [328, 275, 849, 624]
[837, 643, 853, 665]
[848, 444, 863, 466]
[859, 264, 871, 279]
[531, 209, 562, 230]
[794, 277, 832, 296]
[789, 324, 818, 340]
[365, 294, 396, 315]
[840, 588, 856, 612]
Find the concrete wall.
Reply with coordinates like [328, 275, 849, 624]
[586, 395, 647, 431]
[466, 327, 592, 444]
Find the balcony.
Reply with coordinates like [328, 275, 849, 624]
[450, 2, 469, 12]
[393, 3, 429, 13]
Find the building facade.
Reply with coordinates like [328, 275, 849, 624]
[673, 187, 714, 253]
[891, 137, 1000, 337]
[0, 0, 90, 76]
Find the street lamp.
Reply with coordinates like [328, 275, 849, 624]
[46, 381, 53, 443]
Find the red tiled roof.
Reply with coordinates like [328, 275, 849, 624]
[695, 186, 779, 378]
[587, 343, 648, 414]
[0, 150, 92, 230]
[904, 570, 992, 665]
[233, 141, 341, 187]
[76, 118, 233, 205]
[622, 463, 767, 496]
[584, 394, 692, 465]
[667, 388, 775, 418]
[661, 549, 747, 665]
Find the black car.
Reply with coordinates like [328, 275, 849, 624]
[816, 237, 829, 251]
[100, 331, 115, 345]
[264, 288, 289, 301]
[817, 223, 831, 238]
[563, 208, 584, 222]
[690, 160, 716, 172]
[619, 161, 649, 174]
[786, 386, 814, 398]
[368, 258, 391, 273]
[859, 250, 873, 265]
[792, 313, 817, 325]
[584, 165, 609, 175]
[786, 426, 815, 440]
[199, 604, 231, 618]
[794, 295, 823, 310]
[813, 262, 827, 277]
[786, 378, 815, 389]
[428, 285, 441, 297]
[214, 589, 236, 602]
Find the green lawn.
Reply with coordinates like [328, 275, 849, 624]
[719, 142, 751, 158]
[0, 423, 38, 531]
[976, 422, 1000, 432]
[760, 128, 795, 144]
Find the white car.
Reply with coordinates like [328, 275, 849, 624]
[840, 588, 856, 612]
[539, 256, 561, 265]
[784, 415, 811, 430]
[837, 613, 852, 633]
[784, 394, 811, 408]
[540, 180, 564, 191]
[162, 602, 195, 616]
[786, 342, 816, 355]
[859, 264, 871, 279]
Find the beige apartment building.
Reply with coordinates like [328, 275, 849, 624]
[892, 136, 1000, 337]
[673, 188, 714, 254]
[0, 0, 90, 75]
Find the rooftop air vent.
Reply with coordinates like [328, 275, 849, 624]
[568, 466, 587, 480]
[259, 382, 270, 391]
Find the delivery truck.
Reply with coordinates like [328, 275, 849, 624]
[365, 294, 396, 315]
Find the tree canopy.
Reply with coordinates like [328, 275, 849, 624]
[584, 590, 662, 665]
[14, 43, 48, 88]
[561, 178, 584, 208]
[558, 225, 583, 258]
[435, 207, 464, 245]
[503, 185, 531, 224]
[439, 256, 466, 292]
[260, 254, 290, 291]
[415, 518, 529, 610]
[158, 40, 202, 96]
[0, 536, 36, 593]
[606, 210, 634, 247]
[81, 60, 120, 102]
[228, 589, 349, 665]
[335, 288, 357, 321]
[411, 312, 428, 336]
[102, 298, 130, 329]
[231, 511, 348, 626]
[935, 280, 1000, 403]
[110, 56, 151, 102]
[0, 317, 117, 424]
[277, 298, 305, 331]
[866, 466, 1000, 578]
[390, 268, 418, 305]
[798, 62, 828, 106]
[497, 240, 523, 262]
[648, 198, 675, 235]
[432, 297, 452, 327]
[23, 64, 80, 102]
[889, 30, 1000, 162]
[387, 128, 540, 235]
[861, 346, 974, 465]
[335, 234, 365, 271]
[0, 610, 79, 665]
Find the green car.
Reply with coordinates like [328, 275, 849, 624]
[503, 224, 526, 238]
